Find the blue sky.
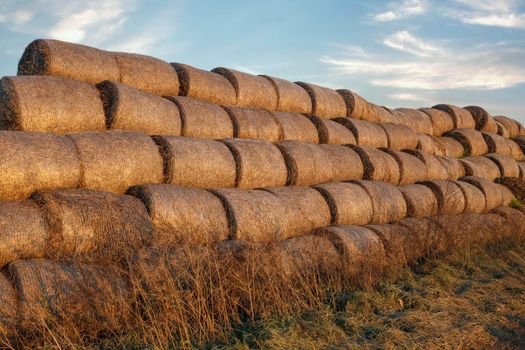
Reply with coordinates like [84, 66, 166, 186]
[1, 0, 524, 122]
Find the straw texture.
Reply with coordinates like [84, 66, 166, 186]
[308, 116, 356, 144]
[0, 272, 17, 331]
[437, 156, 465, 180]
[350, 145, 400, 184]
[464, 106, 498, 133]
[398, 184, 439, 217]
[420, 180, 466, 215]
[261, 75, 312, 113]
[507, 139, 525, 161]
[435, 136, 466, 158]
[432, 104, 476, 129]
[419, 108, 455, 136]
[444, 129, 488, 157]
[460, 156, 501, 180]
[495, 177, 525, 201]
[454, 180, 486, 214]
[494, 115, 521, 138]
[334, 118, 388, 148]
[404, 150, 449, 180]
[272, 112, 319, 143]
[394, 108, 434, 135]
[295, 82, 346, 118]
[482, 132, 511, 156]
[485, 153, 520, 178]
[223, 106, 281, 142]
[461, 176, 511, 211]
[379, 122, 419, 151]
[277, 235, 340, 275]
[350, 180, 407, 224]
[336, 89, 378, 121]
[381, 149, 428, 185]
[314, 182, 373, 225]
[415, 133, 446, 156]
[496, 121, 511, 138]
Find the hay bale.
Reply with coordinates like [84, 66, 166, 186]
[444, 129, 488, 157]
[0, 131, 81, 200]
[333, 118, 388, 148]
[0, 76, 105, 134]
[18, 39, 120, 84]
[494, 115, 521, 138]
[373, 104, 398, 123]
[485, 153, 520, 178]
[520, 162, 525, 180]
[277, 235, 340, 275]
[404, 150, 449, 180]
[437, 155, 465, 180]
[420, 180, 466, 215]
[336, 89, 375, 121]
[171, 63, 237, 105]
[463, 106, 498, 133]
[97, 80, 182, 135]
[272, 112, 319, 143]
[381, 148, 428, 185]
[364, 223, 419, 263]
[321, 144, 365, 182]
[507, 139, 525, 161]
[415, 133, 446, 156]
[128, 185, 229, 244]
[166, 96, 234, 139]
[495, 177, 525, 201]
[482, 132, 511, 156]
[454, 180, 486, 213]
[67, 130, 163, 194]
[155, 136, 236, 188]
[461, 176, 510, 211]
[0, 200, 49, 268]
[212, 67, 277, 110]
[223, 106, 281, 142]
[460, 156, 501, 180]
[295, 82, 346, 118]
[350, 145, 400, 184]
[0, 272, 18, 331]
[308, 116, 356, 144]
[496, 120, 511, 138]
[395, 217, 448, 258]
[399, 184, 439, 217]
[378, 122, 418, 150]
[113, 52, 179, 96]
[350, 180, 407, 224]
[261, 75, 312, 113]
[221, 138, 287, 188]
[314, 182, 373, 225]
[394, 108, 434, 135]
[419, 107, 455, 136]
[432, 104, 476, 129]
[435, 136, 465, 158]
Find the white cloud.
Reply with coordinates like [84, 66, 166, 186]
[373, 0, 428, 22]
[388, 92, 434, 103]
[447, 0, 525, 29]
[382, 31, 442, 57]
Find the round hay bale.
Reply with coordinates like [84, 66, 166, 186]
[261, 187, 331, 240]
[395, 217, 448, 258]
[364, 223, 415, 264]
[171, 63, 237, 105]
[0, 200, 49, 268]
[394, 108, 434, 135]
[404, 150, 449, 180]
[321, 144, 365, 182]
[435, 136, 465, 158]
[333, 118, 388, 148]
[437, 155, 465, 180]
[463, 106, 498, 133]
[295, 82, 346, 118]
[212, 67, 277, 110]
[485, 153, 520, 178]
[350, 180, 407, 224]
[349, 145, 400, 184]
[223, 106, 281, 142]
[314, 182, 373, 225]
[507, 139, 525, 161]
[496, 120, 511, 138]
[0, 131, 81, 200]
[97, 80, 182, 135]
[166, 96, 234, 139]
[495, 177, 525, 201]
[272, 112, 319, 143]
[398, 184, 439, 217]
[454, 180, 486, 213]
[460, 156, 501, 180]
[432, 104, 476, 129]
[209, 188, 285, 242]
[520, 162, 525, 180]
[0, 272, 18, 331]
[381, 148, 428, 184]
[496, 183, 516, 206]
[444, 129, 488, 157]
[482, 132, 511, 156]
[155, 136, 236, 188]
[18, 39, 120, 84]
[128, 185, 229, 245]
[0, 76, 105, 134]
[261, 75, 312, 114]
[461, 176, 510, 211]
[490, 207, 525, 236]
[419, 107, 455, 136]
[67, 130, 163, 194]
[308, 116, 356, 144]
[494, 115, 521, 138]
[415, 133, 446, 156]
[373, 104, 398, 123]
[112, 52, 179, 96]
[420, 180, 466, 215]
[337, 89, 378, 122]
[221, 138, 287, 189]
[378, 122, 418, 151]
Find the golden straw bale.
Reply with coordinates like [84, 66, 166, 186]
[416, 133, 446, 156]
[508, 139, 525, 161]
[350, 145, 400, 184]
[460, 156, 501, 180]
[394, 108, 434, 135]
[420, 180, 466, 215]
[485, 153, 520, 178]
[314, 182, 373, 225]
[350, 180, 407, 224]
[464, 106, 498, 133]
[379, 122, 418, 150]
[496, 121, 511, 138]
[365, 223, 420, 264]
[395, 217, 448, 258]
[482, 132, 511, 156]
[337, 89, 378, 122]
[381, 148, 428, 185]
[444, 128, 488, 156]
[295, 82, 346, 118]
[223, 106, 281, 142]
[435, 136, 465, 158]
[398, 184, 439, 217]
[272, 112, 319, 143]
[494, 115, 521, 138]
[0, 272, 17, 331]
[333, 118, 388, 148]
[519, 162, 525, 179]
[495, 177, 525, 202]
[432, 104, 476, 129]
[419, 107, 455, 136]
[373, 104, 398, 123]
[461, 176, 511, 211]
[321, 144, 365, 182]
[404, 150, 449, 180]
[454, 180, 486, 213]
[308, 116, 356, 144]
[437, 155, 465, 180]
[261, 75, 312, 113]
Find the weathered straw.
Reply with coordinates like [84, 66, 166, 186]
[212, 67, 278, 110]
[334, 118, 388, 148]
[463, 106, 498, 133]
[482, 132, 511, 156]
[520, 162, 525, 179]
[313, 182, 373, 225]
[171, 63, 237, 105]
[295, 82, 347, 118]
[484, 153, 520, 178]
[349, 145, 400, 184]
[374, 105, 398, 123]
[379, 122, 418, 150]
[322, 144, 365, 182]
[97, 80, 182, 135]
[1, 76, 105, 133]
[454, 180, 486, 213]
[336, 89, 379, 121]
[461, 176, 511, 211]
[364, 223, 416, 264]
[403, 150, 449, 180]
[381, 149, 428, 185]
[416, 133, 446, 156]
[437, 155, 465, 180]
[221, 138, 287, 188]
[444, 128, 488, 157]
[0, 272, 17, 330]
[419, 180, 466, 215]
[494, 115, 521, 138]
[223, 106, 282, 142]
[394, 108, 434, 135]
[432, 104, 476, 129]
[0, 131, 81, 200]
[507, 139, 525, 161]
[261, 75, 312, 113]
[496, 121, 511, 138]
[435, 136, 465, 158]
[398, 184, 439, 217]
[419, 107, 455, 136]
[272, 112, 319, 143]
[395, 217, 448, 259]
[308, 116, 356, 144]
[495, 177, 525, 201]
[460, 156, 501, 180]
[67, 130, 163, 194]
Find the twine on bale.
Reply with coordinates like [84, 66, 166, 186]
[308, 116, 356, 144]
[444, 129, 488, 157]
[272, 112, 319, 143]
[349, 145, 400, 184]
[261, 75, 312, 114]
[398, 184, 439, 218]
[223, 106, 282, 142]
[419, 108, 455, 136]
[333, 118, 388, 148]
[432, 104, 476, 129]
[295, 82, 346, 118]
[464, 106, 498, 133]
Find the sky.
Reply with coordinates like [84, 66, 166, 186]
[0, 0, 524, 122]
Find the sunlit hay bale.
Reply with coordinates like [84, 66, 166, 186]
[314, 182, 373, 225]
[261, 187, 331, 240]
[295, 82, 346, 118]
[454, 180, 487, 213]
[418, 107, 455, 136]
[112, 51, 179, 96]
[461, 176, 511, 211]
[166, 96, 234, 139]
[381, 149, 428, 185]
[0, 200, 48, 268]
[321, 144, 365, 181]
[31, 189, 152, 263]
[378, 122, 418, 151]
[333, 117, 388, 148]
[18, 39, 120, 84]
[435, 136, 465, 158]
[437, 155, 466, 180]
[260, 75, 312, 114]
[490, 206, 525, 239]
[494, 115, 522, 138]
[415, 133, 446, 156]
[308, 116, 356, 144]
[464, 106, 498, 133]
[97, 80, 182, 135]
[460, 156, 501, 180]
[495, 120, 511, 138]
[482, 132, 511, 156]
[519, 163, 525, 180]
[507, 139, 525, 161]
[0, 76, 105, 134]
[444, 128, 488, 157]
[495, 177, 525, 201]
[223, 106, 281, 142]
[432, 104, 476, 129]
[0, 272, 18, 333]
[364, 223, 414, 265]
[155, 136, 236, 188]
[485, 153, 520, 178]
[171, 63, 237, 105]
[350, 180, 407, 224]
[395, 217, 447, 258]
[393, 108, 434, 135]
[221, 138, 287, 188]
[404, 150, 449, 180]
[212, 67, 277, 110]
[337, 89, 378, 122]
[420, 180, 466, 215]
[398, 184, 439, 217]
[497, 183, 516, 206]
[128, 185, 229, 245]
[0, 131, 81, 200]
[272, 112, 319, 143]
[8, 260, 130, 334]
[373, 104, 399, 123]
[67, 130, 163, 194]
[349, 145, 400, 184]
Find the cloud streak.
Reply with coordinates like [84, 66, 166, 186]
[373, 0, 428, 22]
[447, 0, 525, 29]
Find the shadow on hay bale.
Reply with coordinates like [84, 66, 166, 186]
[314, 182, 373, 225]
[419, 107, 455, 136]
[295, 82, 346, 118]
[464, 105, 498, 133]
[485, 153, 520, 178]
[308, 115, 356, 144]
[333, 117, 388, 148]
[482, 132, 511, 156]
[444, 128, 488, 157]
[432, 104, 476, 129]
[349, 145, 400, 184]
